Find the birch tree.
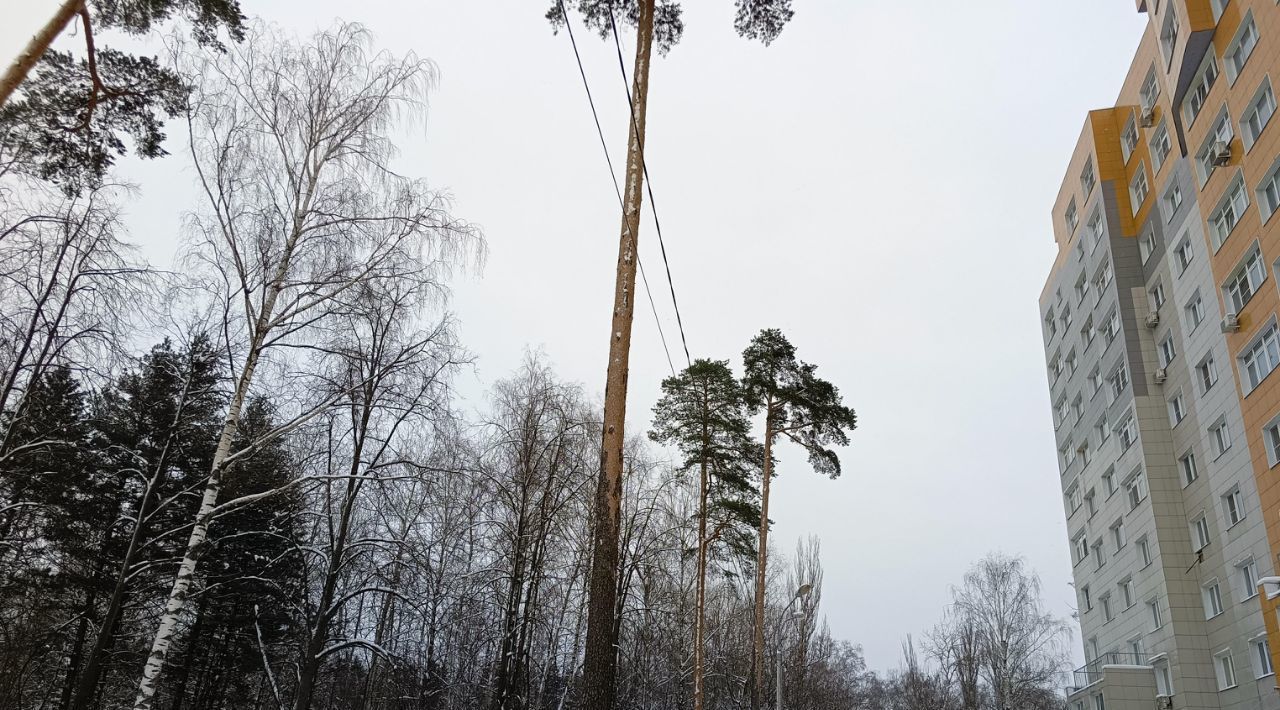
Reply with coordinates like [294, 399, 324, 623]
[131, 23, 481, 709]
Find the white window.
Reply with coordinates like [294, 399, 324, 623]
[1241, 79, 1275, 150]
[1204, 580, 1225, 618]
[1067, 485, 1082, 514]
[1121, 578, 1135, 608]
[1110, 363, 1130, 400]
[1224, 13, 1259, 84]
[1148, 598, 1163, 630]
[1066, 350, 1078, 375]
[1101, 593, 1113, 622]
[1125, 468, 1147, 509]
[1093, 694, 1105, 710]
[1122, 117, 1140, 162]
[1150, 121, 1171, 172]
[1212, 418, 1233, 456]
[1119, 415, 1138, 450]
[1130, 165, 1150, 213]
[1138, 536, 1152, 567]
[1259, 157, 1280, 223]
[1062, 442, 1076, 468]
[1225, 246, 1266, 311]
[1061, 305, 1073, 331]
[1093, 541, 1106, 570]
[1164, 183, 1183, 221]
[1088, 209, 1105, 251]
[1141, 67, 1160, 110]
[1150, 280, 1166, 309]
[1241, 324, 1280, 391]
[1045, 309, 1057, 338]
[1160, 2, 1179, 63]
[1129, 636, 1145, 660]
[1216, 650, 1238, 690]
[1224, 488, 1246, 526]
[1072, 394, 1084, 422]
[1065, 199, 1079, 233]
[1103, 311, 1121, 346]
[1187, 292, 1206, 330]
[1254, 637, 1274, 678]
[1193, 514, 1212, 550]
[1074, 533, 1089, 566]
[1185, 53, 1219, 126]
[1159, 334, 1177, 367]
[1087, 367, 1102, 395]
[1096, 260, 1113, 291]
[1266, 415, 1280, 466]
[1111, 518, 1126, 552]
[1180, 451, 1199, 486]
[1082, 157, 1096, 196]
[1175, 237, 1194, 273]
[1085, 489, 1097, 517]
[1140, 229, 1157, 262]
[1238, 558, 1259, 600]
[1168, 391, 1187, 425]
[1198, 352, 1218, 392]
[1210, 175, 1249, 249]
[1103, 467, 1116, 496]
[1054, 397, 1068, 427]
[1155, 661, 1174, 695]
[1210, 0, 1228, 22]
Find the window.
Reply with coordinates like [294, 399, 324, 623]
[1193, 514, 1212, 550]
[1120, 578, 1135, 608]
[1175, 237, 1194, 273]
[1110, 518, 1126, 552]
[1101, 593, 1113, 622]
[1093, 541, 1106, 570]
[1241, 79, 1275, 150]
[1180, 452, 1199, 486]
[1155, 661, 1174, 695]
[1110, 363, 1130, 400]
[1085, 489, 1097, 517]
[1066, 350, 1078, 375]
[1061, 306, 1073, 331]
[1081, 157, 1096, 196]
[1130, 164, 1150, 213]
[1140, 231, 1156, 264]
[1224, 488, 1245, 526]
[1224, 13, 1259, 84]
[1067, 485, 1082, 514]
[1216, 650, 1238, 690]
[1141, 67, 1160, 110]
[1150, 280, 1166, 309]
[1074, 533, 1089, 566]
[1129, 636, 1145, 661]
[1196, 108, 1235, 186]
[1103, 311, 1121, 347]
[1254, 637, 1274, 678]
[1259, 157, 1280, 223]
[1168, 391, 1186, 425]
[1103, 467, 1116, 496]
[1210, 175, 1249, 249]
[1150, 121, 1171, 172]
[1160, 2, 1179, 63]
[1210, 0, 1228, 22]
[1241, 323, 1280, 391]
[1125, 468, 1147, 509]
[1122, 117, 1140, 162]
[1187, 293, 1206, 330]
[1184, 53, 1219, 126]
[1198, 353, 1218, 392]
[1225, 246, 1266, 312]
[1212, 418, 1233, 457]
[1096, 260, 1113, 291]
[1088, 209, 1105, 251]
[1062, 442, 1076, 468]
[1096, 413, 1110, 444]
[1266, 415, 1280, 466]
[1118, 414, 1138, 450]
[1065, 199, 1079, 233]
[1163, 183, 1183, 221]
[1054, 397, 1068, 428]
[1093, 694, 1105, 710]
[1148, 598, 1163, 630]
[1078, 440, 1091, 467]
[1081, 583, 1092, 610]
[1045, 309, 1057, 338]
[1087, 367, 1101, 395]
[1238, 558, 1259, 600]
[1204, 580, 1224, 618]
[1074, 272, 1088, 304]
[1138, 536, 1152, 567]
[1159, 334, 1177, 367]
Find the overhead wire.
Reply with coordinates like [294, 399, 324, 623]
[557, 0, 677, 377]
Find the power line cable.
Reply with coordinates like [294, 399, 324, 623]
[557, 0, 677, 377]
[606, 9, 692, 368]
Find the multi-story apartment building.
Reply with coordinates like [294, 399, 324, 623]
[1042, 3, 1280, 709]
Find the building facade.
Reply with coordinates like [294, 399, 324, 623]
[1042, 3, 1280, 709]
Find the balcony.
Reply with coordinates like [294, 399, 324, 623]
[1069, 653, 1149, 693]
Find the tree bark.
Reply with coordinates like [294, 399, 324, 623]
[581, 2, 654, 709]
[0, 0, 82, 108]
[751, 399, 776, 710]
[693, 412, 709, 710]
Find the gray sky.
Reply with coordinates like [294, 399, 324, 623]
[2, 0, 1149, 672]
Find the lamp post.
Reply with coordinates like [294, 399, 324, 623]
[775, 583, 812, 710]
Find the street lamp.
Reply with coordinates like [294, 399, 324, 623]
[775, 583, 812, 710]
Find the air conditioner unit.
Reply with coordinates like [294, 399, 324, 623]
[1145, 311, 1160, 328]
[1154, 368, 1168, 384]
[1141, 104, 1157, 127]
[1211, 140, 1232, 166]
[1222, 313, 1241, 333]
[1157, 695, 1174, 709]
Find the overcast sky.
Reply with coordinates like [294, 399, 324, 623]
[2, 0, 1149, 673]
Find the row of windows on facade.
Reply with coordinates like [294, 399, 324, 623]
[1074, 635, 1272, 710]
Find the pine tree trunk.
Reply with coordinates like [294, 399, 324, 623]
[581, 1, 655, 708]
[751, 402, 776, 710]
[0, 0, 82, 108]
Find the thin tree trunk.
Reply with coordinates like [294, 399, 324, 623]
[0, 0, 82, 108]
[693, 451, 708, 710]
[581, 4, 655, 707]
[751, 401, 776, 710]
